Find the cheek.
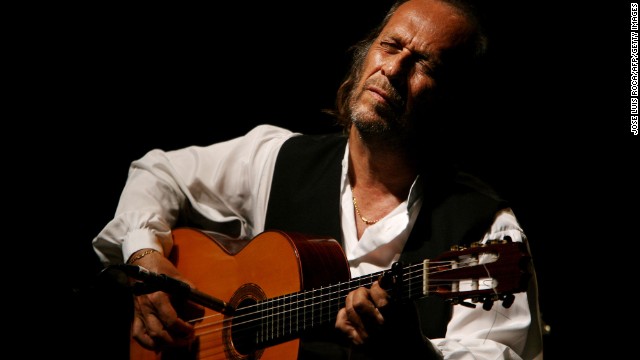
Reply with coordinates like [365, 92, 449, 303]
[414, 72, 438, 92]
[360, 52, 384, 81]
[408, 75, 438, 107]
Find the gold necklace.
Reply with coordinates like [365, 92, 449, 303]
[352, 194, 380, 225]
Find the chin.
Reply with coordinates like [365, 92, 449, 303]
[353, 119, 388, 135]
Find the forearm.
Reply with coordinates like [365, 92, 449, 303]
[92, 125, 294, 265]
[430, 289, 540, 360]
[429, 209, 542, 360]
[91, 150, 186, 265]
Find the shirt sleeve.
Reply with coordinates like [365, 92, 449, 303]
[430, 208, 544, 360]
[92, 124, 297, 265]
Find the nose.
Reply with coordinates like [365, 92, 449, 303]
[381, 50, 411, 80]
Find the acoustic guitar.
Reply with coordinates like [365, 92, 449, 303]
[129, 227, 531, 360]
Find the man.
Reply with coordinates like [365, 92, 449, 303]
[93, 0, 543, 359]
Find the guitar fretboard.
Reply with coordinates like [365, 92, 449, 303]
[252, 266, 426, 346]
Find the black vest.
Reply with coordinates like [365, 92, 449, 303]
[265, 133, 507, 359]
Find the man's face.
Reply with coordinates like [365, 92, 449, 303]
[348, 0, 476, 138]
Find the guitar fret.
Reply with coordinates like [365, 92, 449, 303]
[408, 268, 412, 299]
[334, 282, 340, 321]
[327, 286, 331, 323]
[288, 292, 293, 335]
[270, 298, 274, 341]
[298, 292, 302, 333]
[287, 294, 291, 336]
[281, 295, 285, 337]
[308, 289, 313, 328]
[281, 295, 286, 337]
[304, 289, 308, 330]
[273, 297, 277, 339]
[275, 297, 278, 338]
[259, 300, 264, 344]
[320, 287, 325, 325]
[319, 286, 323, 324]
[311, 288, 316, 328]
[283, 295, 287, 337]
[272, 297, 276, 340]
[277, 296, 280, 338]
[264, 299, 269, 341]
[276, 295, 281, 338]
[315, 287, 321, 326]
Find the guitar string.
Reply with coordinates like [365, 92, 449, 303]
[195, 288, 498, 355]
[193, 279, 490, 339]
[185, 261, 504, 358]
[188, 281, 465, 358]
[171, 248, 511, 357]
[189, 260, 453, 328]
[191, 261, 494, 332]
[189, 259, 499, 337]
[181, 278, 506, 360]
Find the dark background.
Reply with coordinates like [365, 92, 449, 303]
[29, 1, 633, 359]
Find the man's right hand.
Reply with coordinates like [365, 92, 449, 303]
[128, 249, 196, 351]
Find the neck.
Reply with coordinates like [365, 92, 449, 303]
[348, 127, 417, 196]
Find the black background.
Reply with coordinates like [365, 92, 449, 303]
[26, 1, 634, 359]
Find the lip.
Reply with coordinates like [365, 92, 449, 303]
[366, 85, 400, 110]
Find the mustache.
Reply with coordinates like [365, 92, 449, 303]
[363, 78, 404, 109]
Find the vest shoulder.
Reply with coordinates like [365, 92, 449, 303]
[451, 170, 505, 203]
[285, 132, 348, 145]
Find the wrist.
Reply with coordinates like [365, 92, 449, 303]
[126, 248, 158, 265]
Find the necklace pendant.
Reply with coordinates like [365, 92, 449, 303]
[362, 218, 378, 225]
[352, 196, 380, 225]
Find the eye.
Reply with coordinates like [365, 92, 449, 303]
[379, 40, 402, 53]
[416, 59, 434, 74]
[414, 54, 441, 77]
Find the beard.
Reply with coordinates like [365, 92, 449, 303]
[348, 80, 413, 143]
[351, 107, 405, 135]
[350, 106, 419, 153]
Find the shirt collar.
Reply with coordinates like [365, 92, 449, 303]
[342, 141, 423, 208]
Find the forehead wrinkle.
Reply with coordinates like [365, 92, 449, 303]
[387, 2, 476, 59]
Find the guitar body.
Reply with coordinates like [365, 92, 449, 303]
[130, 228, 351, 360]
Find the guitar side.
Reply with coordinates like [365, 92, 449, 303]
[129, 228, 350, 360]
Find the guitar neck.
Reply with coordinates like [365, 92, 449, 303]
[251, 240, 530, 347]
[251, 265, 424, 347]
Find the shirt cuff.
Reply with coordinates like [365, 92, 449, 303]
[122, 228, 165, 262]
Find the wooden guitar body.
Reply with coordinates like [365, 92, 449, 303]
[130, 228, 351, 360]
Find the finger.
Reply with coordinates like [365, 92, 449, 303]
[351, 288, 384, 325]
[155, 296, 195, 340]
[132, 294, 168, 347]
[371, 306, 384, 325]
[147, 294, 195, 347]
[135, 292, 194, 348]
[370, 281, 390, 309]
[344, 290, 368, 340]
[144, 310, 174, 343]
[336, 308, 364, 345]
[131, 314, 155, 350]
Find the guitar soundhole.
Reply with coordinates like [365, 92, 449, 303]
[224, 283, 266, 359]
[232, 298, 260, 355]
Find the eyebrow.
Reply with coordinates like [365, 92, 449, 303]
[381, 32, 436, 64]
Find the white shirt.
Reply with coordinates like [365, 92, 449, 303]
[93, 124, 543, 360]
